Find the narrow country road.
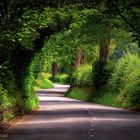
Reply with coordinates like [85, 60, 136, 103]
[8, 84, 140, 140]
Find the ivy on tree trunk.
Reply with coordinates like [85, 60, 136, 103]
[51, 62, 57, 79]
[99, 38, 110, 63]
[75, 48, 84, 67]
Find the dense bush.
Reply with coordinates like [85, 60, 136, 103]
[0, 84, 14, 122]
[119, 68, 140, 108]
[24, 95, 39, 112]
[51, 74, 69, 84]
[73, 65, 93, 87]
[0, 66, 24, 121]
[109, 53, 140, 90]
[0, 84, 13, 112]
[109, 53, 140, 108]
[22, 70, 38, 112]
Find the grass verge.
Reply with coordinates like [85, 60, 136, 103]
[92, 89, 120, 107]
[34, 73, 54, 90]
[66, 87, 94, 101]
[51, 74, 69, 84]
[66, 87, 122, 108]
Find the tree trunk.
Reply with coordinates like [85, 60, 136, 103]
[93, 38, 110, 89]
[75, 48, 84, 67]
[51, 62, 57, 79]
[99, 38, 110, 63]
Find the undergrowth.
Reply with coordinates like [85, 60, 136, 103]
[34, 73, 54, 90]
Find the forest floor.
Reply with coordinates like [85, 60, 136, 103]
[7, 84, 140, 140]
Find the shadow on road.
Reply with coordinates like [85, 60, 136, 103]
[8, 84, 140, 140]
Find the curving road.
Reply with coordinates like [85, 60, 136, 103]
[8, 84, 140, 140]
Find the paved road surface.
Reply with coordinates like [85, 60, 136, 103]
[8, 84, 140, 140]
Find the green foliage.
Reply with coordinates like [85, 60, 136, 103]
[93, 90, 120, 107]
[109, 53, 140, 108]
[0, 84, 13, 112]
[24, 95, 39, 112]
[22, 70, 39, 112]
[12, 91, 24, 112]
[44, 9, 101, 74]
[21, 47, 49, 111]
[118, 67, 140, 108]
[51, 74, 69, 84]
[92, 61, 114, 89]
[106, 0, 140, 44]
[73, 65, 93, 87]
[109, 53, 140, 90]
[0, 65, 25, 121]
[34, 73, 54, 90]
[67, 87, 93, 101]
[0, 84, 15, 122]
[110, 30, 140, 60]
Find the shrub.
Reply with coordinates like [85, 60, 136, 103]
[119, 69, 140, 108]
[24, 95, 39, 112]
[21, 47, 49, 112]
[109, 53, 140, 108]
[22, 68, 35, 97]
[13, 91, 24, 112]
[73, 64, 93, 87]
[0, 84, 13, 112]
[109, 53, 140, 91]
[0, 83, 14, 122]
[52, 74, 69, 84]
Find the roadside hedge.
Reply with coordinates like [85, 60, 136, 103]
[73, 64, 93, 87]
[109, 53, 140, 108]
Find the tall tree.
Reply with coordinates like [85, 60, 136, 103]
[105, 0, 140, 45]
